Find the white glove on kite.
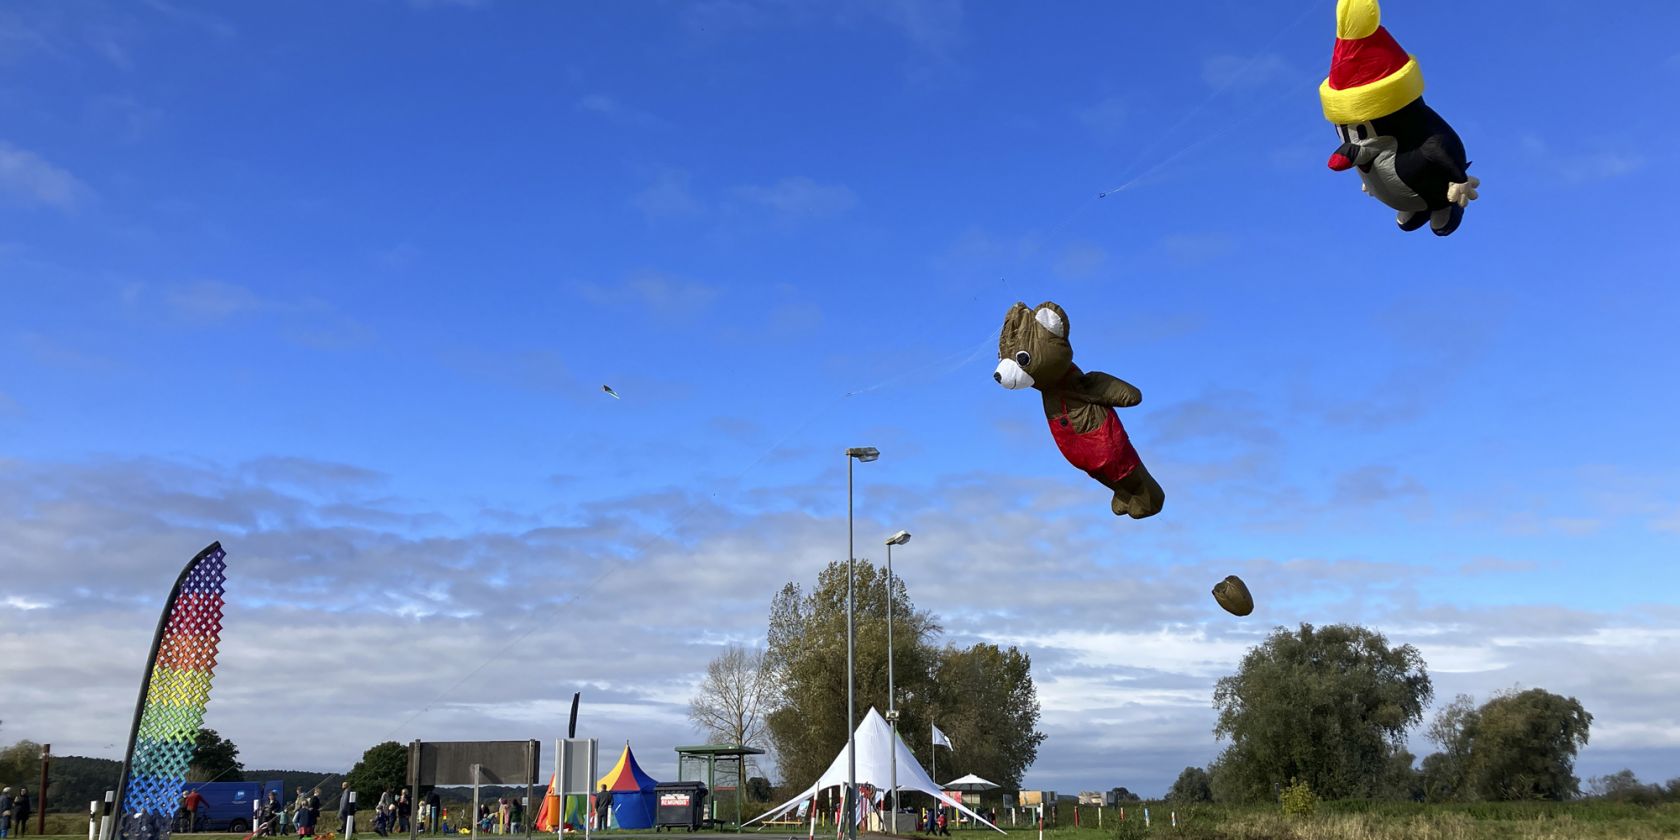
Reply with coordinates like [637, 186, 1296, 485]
[1447, 176, 1481, 208]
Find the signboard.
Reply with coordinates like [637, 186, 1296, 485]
[659, 793, 692, 807]
[1017, 791, 1056, 808]
[555, 739, 599, 796]
[408, 740, 541, 787]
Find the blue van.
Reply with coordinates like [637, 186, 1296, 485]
[179, 781, 284, 832]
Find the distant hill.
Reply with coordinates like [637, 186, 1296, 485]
[43, 755, 121, 810]
[40, 759, 344, 813]
[245, 769, 347, 798]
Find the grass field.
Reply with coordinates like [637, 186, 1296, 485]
[25, 801, 1680, 840]
[1024, 801, 1680, 839]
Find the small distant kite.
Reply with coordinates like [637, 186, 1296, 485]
[602, 385, 620, 399]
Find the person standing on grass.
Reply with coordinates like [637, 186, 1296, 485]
[304, 788, 323, 838]
[594, 786, 611, 832]
[339, 783, 357, 837]
[0, 787, 13, 839]
[183, 788, 208, 833]
[10, 788, 29, 837]
[294, 791, 315, 839]
[396, 791, 411, 835]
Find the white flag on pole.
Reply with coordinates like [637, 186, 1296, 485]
[932, 724, 953, 750]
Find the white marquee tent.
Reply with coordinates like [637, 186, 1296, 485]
[746, 708, 1003, 833]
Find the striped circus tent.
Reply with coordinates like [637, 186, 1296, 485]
[595, 743, 661, 829]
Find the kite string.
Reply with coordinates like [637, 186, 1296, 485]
[1105, 68, 1330, 196]
[1097, 0, 1329, 197]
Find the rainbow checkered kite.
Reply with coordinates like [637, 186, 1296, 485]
[115, 542, 227, 840]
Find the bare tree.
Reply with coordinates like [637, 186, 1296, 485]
[688, 646, 774, 777]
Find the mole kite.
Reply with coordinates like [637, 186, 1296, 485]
[993, 301, 1164, 520]
[1322, 0, 1479, 236]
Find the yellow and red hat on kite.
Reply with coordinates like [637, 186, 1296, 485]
[1319, 0, 1425, 124]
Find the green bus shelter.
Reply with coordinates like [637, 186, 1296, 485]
[673, 744, 766, 830]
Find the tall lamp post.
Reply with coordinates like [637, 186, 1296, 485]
[843, 447, 879, 840]
[884, 530, 911, 835]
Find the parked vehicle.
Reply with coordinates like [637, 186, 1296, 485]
[178, 781, 284, 833]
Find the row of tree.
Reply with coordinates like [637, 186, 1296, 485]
[689, 560, 1046, 794]
[1163, 623, 1610, 804]
[0, 729, 244, 812]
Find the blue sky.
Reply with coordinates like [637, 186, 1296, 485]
[4, 0, 1680, 796]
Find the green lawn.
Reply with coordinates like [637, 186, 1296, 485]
[27, 803, 1680, 840]
[983, 801, 1680, 840]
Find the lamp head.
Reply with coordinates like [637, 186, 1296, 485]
[885, 530, 911, 546]
[846, 447, 880, 462]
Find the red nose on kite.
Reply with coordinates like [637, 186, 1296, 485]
[1327, 153, 1354, 171]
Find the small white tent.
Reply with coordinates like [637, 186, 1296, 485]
[746, 708, 1003, 833]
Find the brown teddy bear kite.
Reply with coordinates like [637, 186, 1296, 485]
[993, 301, 1165, 519]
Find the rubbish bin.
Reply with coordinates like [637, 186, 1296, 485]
[654, 782, 708, 832]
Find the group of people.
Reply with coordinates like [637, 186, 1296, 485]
[269, 784, 461, 839]
[0, 787, 33, 838]
[473, 798, 523, 835]
[917, 807, 950, 836]
[287, 787, 323, 837]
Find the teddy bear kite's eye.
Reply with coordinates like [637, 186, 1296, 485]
[1015, 351, 1031, 367]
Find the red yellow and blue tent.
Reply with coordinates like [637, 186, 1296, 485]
[596, 743, 660, 829]
[533, 744, 661, 832]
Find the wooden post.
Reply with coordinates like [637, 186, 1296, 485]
[39, 744, 52, 835]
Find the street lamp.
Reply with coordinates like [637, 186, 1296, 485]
[843, 447, 879, 840]
[884, 529, 911, 834]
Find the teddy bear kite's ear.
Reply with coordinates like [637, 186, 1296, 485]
[1032, 302, 1068, 338]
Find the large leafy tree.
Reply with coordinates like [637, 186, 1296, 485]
[1167, 767, 1212, 803]
[345, 742, 410, 800]
[1424, 688, 1591, 801]
[1210, 623, 1432, 802]
[765, 560, 941, 791]
[762, 560, 1043, 790]
[0, 740, 43, 788]
[927, 643, 1045, 789]
[1420, 694, 1477, 801]
[188, 729, 244, 782]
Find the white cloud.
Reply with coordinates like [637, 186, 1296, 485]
[156, 280, 374, 348]
[848, 0, 965, 57]
[682, 1, 965, 68]
[633, 170, 704, 220]
[1076, 96, 1127, 140]
[0, 141, 89, 210]
[733, 176, 858, 220]
[2, 454, 1677, 795]
[140, 0, 238, 40]
[1201, 53, 1295, 91]
[1521, 135, 1646, 185]
[577, 270, 720, 320]
[575, 94, 664, 128]
[167, 279, 268, 320]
